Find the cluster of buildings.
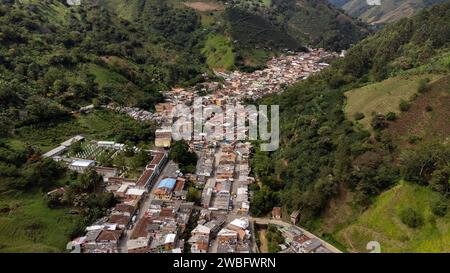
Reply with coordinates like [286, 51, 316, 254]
[104, 104, 164, 123]
[43, 136, 131, 175]
[126, 199, 194, 253]
[275, 225, 333, 254]
[63, 48, 340, 254]
[268, 208, 334, 253]
[122, 170, 196, 253]
[65, 149, 169, 253]
[214, 49, 336, 102]
[200, 142, 252, 215]
[151, 49, 338, 149]
[188, 211, 252, 253]
[215, 217, 252, 253]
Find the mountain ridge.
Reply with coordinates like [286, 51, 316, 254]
[328, 0, 449, 24]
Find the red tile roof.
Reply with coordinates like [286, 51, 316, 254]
[96, 230, 122, 242]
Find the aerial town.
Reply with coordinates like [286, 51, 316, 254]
[61, 49, 341, 253]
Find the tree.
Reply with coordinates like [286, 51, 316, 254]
[399, 100, 410, 112]
[431, 199, 448, 217]
[399, 208, 423, 228]
[429, 167, 450, 195]
[186, 187, 201, 205]
[400, 142, 450, 187]
[169, 140, 198, 173]
[131, 150, 149, 169]
[70, 141, 82, 155]
[385, 112, 397, 121]
[79, 168, 102, 192]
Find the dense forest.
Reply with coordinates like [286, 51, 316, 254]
[250, 3, 450, 229]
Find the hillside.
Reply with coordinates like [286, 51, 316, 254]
[250, 2, 450, 248]
[0, 0, 205, 116]
[98, 0, 368, 71]
[328, 0, 449, 24]
[337, 181, 450, 252]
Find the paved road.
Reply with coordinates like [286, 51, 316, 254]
[250, 217, 342, 253]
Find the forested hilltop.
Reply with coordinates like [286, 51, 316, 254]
[251, 3, 450, 252]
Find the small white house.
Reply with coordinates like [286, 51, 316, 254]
[69, 160, 95, 173]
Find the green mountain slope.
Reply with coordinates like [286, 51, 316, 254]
[329, 0, 449, 24]
[0, 0, 205, 116]
[98, 0, 368, 71]
[250, 2, 450, 244]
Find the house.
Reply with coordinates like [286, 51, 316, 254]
[97, 141, 115, 149]
[155, 127, 172, 148]
[188, 235, 209, 253]
[290, 210, 300, 225]
[173, 178, 186, 200]
[304, 238, 323, 253]
[191, 224, 211, 238]
[272, 207, 282, 219]
[112, 203, 136, 217]
[217, 228, 238, 244]
[136, 150, 168, 190]
[212, 191, 230, 211]
[95, 230, 123, 245]
[95, 167, 118, 181]
[69, 160, 95, 173]
[201, 187, 213, 208]
[204, 217, 225, 236]
[107, 214, 131, 229]
[154, 178, 177, 200]
[127, 237, 151, 253]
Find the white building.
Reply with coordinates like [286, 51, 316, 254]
[69, 160, 95, 173]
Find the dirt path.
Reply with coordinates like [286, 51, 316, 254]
[258, 229, 269, 253]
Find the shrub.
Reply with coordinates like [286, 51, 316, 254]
[399, 208, 424, 228]
[425, 105, 433, 112]
[385, 112, 397, 121]
[408, 135, 422, 144]
[399, 100, 410, 112]
[354, 112, 365, 120]
[371, 113, 388, 130]
[417, 78, 430, 93]
[431, 199, 448, 217]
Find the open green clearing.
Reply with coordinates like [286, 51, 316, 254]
[336, 181, 450, 253]
[0, 193, 80, 253]
[6, 110, 143, 153]
[344, 74, 442, 131]
[202, 34, 235, 70]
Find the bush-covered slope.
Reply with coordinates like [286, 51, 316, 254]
[250, 3, 450, 232]
[0, 0, 205, 126]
